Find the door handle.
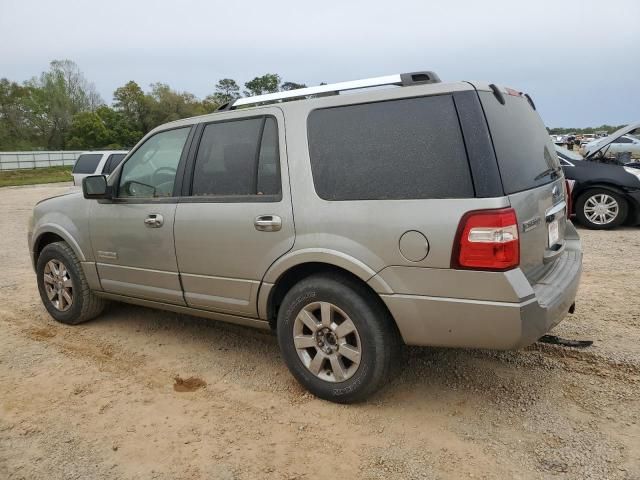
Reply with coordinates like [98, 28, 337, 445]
[144, 214, 164, 228]
[254, 215, 282, 232]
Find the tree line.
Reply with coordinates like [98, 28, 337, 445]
[547, 125, 624, 135]
[0, 60, 308, 151]
[1, 59, 625, 151]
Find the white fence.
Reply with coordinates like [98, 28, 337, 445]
[0, 151, 84, 171]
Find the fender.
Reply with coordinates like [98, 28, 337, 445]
[257, 248, 393, 319]
[31, 223, 87, 263]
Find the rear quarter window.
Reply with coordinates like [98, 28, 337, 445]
[72, 154, 103, 174]
[307, 95, 474, 200]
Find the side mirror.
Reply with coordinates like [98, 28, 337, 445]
[82, 175, 110, 199]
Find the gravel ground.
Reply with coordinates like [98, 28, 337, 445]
[1, 183, 638, 480]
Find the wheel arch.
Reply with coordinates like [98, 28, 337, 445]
[573, 181, 628, 200]
[258, 250, 394, 330]
[32, 225, 86, 269]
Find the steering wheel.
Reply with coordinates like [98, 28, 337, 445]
[152, 167, 177, 185]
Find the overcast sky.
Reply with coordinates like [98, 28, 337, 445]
[1, 0, 638, 127]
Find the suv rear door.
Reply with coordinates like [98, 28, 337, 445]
[476, 85, 568, 279]
[174, 108, 294, 317]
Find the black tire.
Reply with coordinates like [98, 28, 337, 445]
[36, 242, 106, 325]
[575, 188, 628, 230]
[277, 273, 401, 403]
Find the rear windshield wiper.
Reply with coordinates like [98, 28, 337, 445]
[534, 167, 562, 182]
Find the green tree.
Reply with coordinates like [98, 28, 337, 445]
[113, 80, 150, 133]
[0, 79, 34, 150]
[146, 83, 206, 128]
[244, 74, 281, 96]
[213, 78, 240, 103]
[23, 59, 103, 149]
[281, 81, 307, 91]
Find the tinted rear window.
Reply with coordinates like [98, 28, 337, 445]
[479, 91, 561, 195]
[307, 95, 474, 200]
[102, 153, 126, 174]
[72, 154, 102, 174]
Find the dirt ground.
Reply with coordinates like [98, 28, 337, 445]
[1, 183, 639, 480]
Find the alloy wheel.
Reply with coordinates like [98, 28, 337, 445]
[293, 301, 362, 382]
[43, 259, 73, 312]
[583, 193, 619, 225]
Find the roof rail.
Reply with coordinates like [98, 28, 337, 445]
[230, 71, 440, 109]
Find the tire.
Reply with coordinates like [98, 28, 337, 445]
[277, 273, 400, 403]
[575, 188, 628, 230]
[36, 242, 106, 325]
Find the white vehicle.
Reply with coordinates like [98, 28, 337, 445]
[71, 150, 128, 186]
[583, 123, 640, 161]
[580, 134, 597, 146]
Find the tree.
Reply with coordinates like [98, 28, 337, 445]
[244, 74, 281, 97]
[281, 81, 307, 91]
[145, 83, 206, 128]
[113, 81, 150, 133]
[0, 79, 34, 150]
[65, 106, 142, 150]
[214, 78, 240, 103]
[23, 59, 103, 149]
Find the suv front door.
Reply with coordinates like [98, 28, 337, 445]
[174, 110, 294, 316]
[89, 126, 193, 305]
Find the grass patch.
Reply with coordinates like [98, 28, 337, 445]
[0, 166, 73, 187]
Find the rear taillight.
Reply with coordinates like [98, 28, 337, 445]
[565, 179, 575, 218]
[452, 208, 520, 271]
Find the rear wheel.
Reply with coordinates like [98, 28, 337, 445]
[575, 188, 628, 229]
[277, 273, 400, 403]
[36, 242, 106, 324]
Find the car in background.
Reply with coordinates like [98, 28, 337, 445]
[583, 122, 640, 161]
[590, 135, 640, 158]
[556, 144, 640, 229]
[71, 151, 128, 186]
[580, 134, 597, 146]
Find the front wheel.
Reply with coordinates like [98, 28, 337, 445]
[575, 188, 628, 229]
[36, 242, 106, 324]
[277, 273, 400, 403]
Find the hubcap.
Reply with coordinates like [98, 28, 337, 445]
[43, 259, 73, 312]
[292, 301, 362, 382]
[584, 194, 619, 225]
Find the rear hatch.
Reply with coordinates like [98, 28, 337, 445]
[477, 85, 567, 281]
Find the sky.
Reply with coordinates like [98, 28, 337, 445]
[1, 0, 638, 127]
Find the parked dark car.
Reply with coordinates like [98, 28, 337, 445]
[557, 145, 640, 229]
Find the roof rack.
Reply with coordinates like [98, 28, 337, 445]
[225, 71, 440, 110]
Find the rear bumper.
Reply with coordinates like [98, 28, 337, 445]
[375, 223, 583, 350]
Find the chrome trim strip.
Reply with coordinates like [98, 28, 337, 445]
[546, 200, 567, 218]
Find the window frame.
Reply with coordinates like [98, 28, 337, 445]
[179, 114, 283, 204]
[107, 125, 196, 204]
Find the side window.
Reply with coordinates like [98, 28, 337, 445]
[118, 127, 190, 198]
[191, 116, 281, 197]
[102, 153, 126, 174]
[72, 154, 103, 174]
[307, 95, 473, 200]
[615, 136, 632, 144]
[257, 118, 281, 195]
